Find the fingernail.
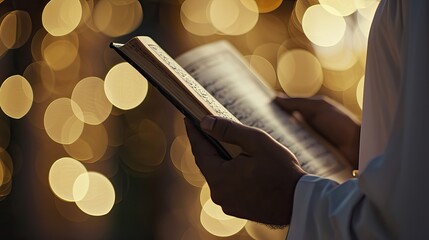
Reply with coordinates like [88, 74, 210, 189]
[201, 116, 216, 131]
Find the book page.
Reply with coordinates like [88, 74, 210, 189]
[176, 41, 351, 181]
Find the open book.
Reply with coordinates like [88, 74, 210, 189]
[111, 36, 352, 183]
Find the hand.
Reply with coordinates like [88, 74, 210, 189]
[275, 95, 361, 169]
[185, 116, 306, 226]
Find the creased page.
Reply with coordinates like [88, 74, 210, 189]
[176, 41, 351, 182]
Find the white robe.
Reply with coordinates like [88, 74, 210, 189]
[287, 1, 429, 239]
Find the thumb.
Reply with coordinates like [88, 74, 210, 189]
[200, 116, 266, 153]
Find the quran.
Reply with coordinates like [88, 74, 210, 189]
[110, 36, 352, 182]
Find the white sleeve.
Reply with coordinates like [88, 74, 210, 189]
[287, 1, 429, 239]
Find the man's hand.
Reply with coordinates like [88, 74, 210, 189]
[185, 116, 306, 226]
[275, 95, 361, 169]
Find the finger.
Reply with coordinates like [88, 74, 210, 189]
[184, 118, 224, 176]
[200, 116, 266, 153]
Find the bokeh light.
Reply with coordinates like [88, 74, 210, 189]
[277, 49, 323, 97]
[23, 61, 55, 103]
[93, 0, 143, 37]
[0, 75, 33, 119]
[49, 157, 88, 202]
[244, 55, 277, 88]
[63, 124, 108, 163]
[0, 148, 12, 200]
[73, 172, 115, 216]
[354, 0, 379, 9]
[255, 0, 283, 13]
[356, 76, 365, 109]
[302, 4, 346, 47]
[0, 10, 32, 49]
[104, 62, 148, 110]
[357, 1, 379, 38]
[180, 0, 216, 36]
[209, 0, 259, 36]
[44, 98, 84, 144]
[200, 183, 211, 207]
[71, 77, 112, 125]
[41, 32, 79, 71]
[200, 199, 247, 237]
[42, 0, 82, 36]
[319, 0, 357, 16]
[121, 119, 166, 173]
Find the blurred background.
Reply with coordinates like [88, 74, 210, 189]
[0, 0, 378, 239]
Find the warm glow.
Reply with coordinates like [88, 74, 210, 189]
[73, 172, 115, 216]
[49, 157, 88, 202]
[42, 38, 79, 71]
[23, 61, 55, 103]
[121, 119, 166, 172]
[313, 38, 359, 71]
[200, 182, 211, 207]
[104, 62, 148, 110]
[244, 55, 277, 88]
[42, 0, 82, 36]
[0, 159, 4, 187]
[0, 10, 32, 49]
[44, 98, 84, 144]
[322, 62, 362, 91]
[0, 75, 33, 119]
[277, 50, 323, 97]
[203, 198, 233, 221]
[0, 149, 13, 198]
[93, 0, 143, 37]
[357, 1, 379, 38]
[71, 77, 112, 125]
[181, 145, 205, 187]
[354, 0, 379, 9]
[319, 0, 357, 16]
[356, 76, 365, 109]
[180, 0, 216, 36]
[209, 0, 259, 35]
[63, 124, 108, 163]
[170, 135, 189, 171]
[255, 0, 283, 13]
[302, 4, 346, 47]
[200, 201, 247, 237]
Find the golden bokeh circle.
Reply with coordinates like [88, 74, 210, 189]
[180, 0, 217, 36]
[63, 124, 109, 163]
[200, 202, 247, 237]
[0, 75, 33, 119]
[71, 77, 112, 125]
[44, 98, 84, 144]
[48, 157, 88, 202]
[23, 61, 55, 103]
[356, 76, 365, 109]
[255, 0, 283, 13]
[121, 119, 167, 173]
[73, 172, 115, 216]
[42, 0, 82, 36]
[209, 0, 259, 36]
[302, 5, 346, 47]
[319, 0, 357, 16]
[43, 39, 79, 71]
[244, 55, 277, 89]
[0, 10, 32, 49]
[104, 62, 148, 110]
[277, 49, 323, 97]
[93, 0, 143, 37]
